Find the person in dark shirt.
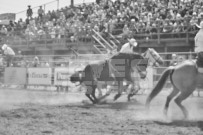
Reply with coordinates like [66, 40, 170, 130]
[27, 5, 33, 19]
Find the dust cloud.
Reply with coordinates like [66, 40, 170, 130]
[0, 87, 86, 111]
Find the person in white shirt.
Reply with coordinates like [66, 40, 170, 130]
[1, 44, 15, 67]
[119, 38, 140, 94]
[195, 21, 203, 69]
[119, 38, 138, 53]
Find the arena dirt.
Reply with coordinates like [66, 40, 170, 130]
[0, 89, 202, 135]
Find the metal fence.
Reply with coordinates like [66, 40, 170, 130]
[0, 51, 198, 91]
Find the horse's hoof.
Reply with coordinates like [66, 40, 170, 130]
[93, 99, 100, 104]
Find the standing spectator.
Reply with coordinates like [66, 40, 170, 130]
[27, 5, 33, 19]
[170, 53, 178, 66]
[38, 6, 44, 22]
[0, 25, 8, 36]
[32, 56, 40, 67]
[1, 44, 15, 67]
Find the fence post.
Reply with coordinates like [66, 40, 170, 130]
[24, 66, 28, 89]
[158, 20, 161, 44]
[186, 22, 189, 43]
[45, 33, 47, 48]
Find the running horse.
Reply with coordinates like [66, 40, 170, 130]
[146, 59, 203, 118]
[70, 48, 163, 104]
[105, 48, 163, 102]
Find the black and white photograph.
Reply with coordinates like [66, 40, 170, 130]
[0, 0, 203, 134]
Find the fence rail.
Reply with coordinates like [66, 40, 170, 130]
[0, 51, 198, 91]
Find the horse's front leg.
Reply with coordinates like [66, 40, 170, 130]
[127, 81, 140, 101]
[114, 81, 128, 101]
[85, 93, 95, 104]
[85, 83, 98, 104]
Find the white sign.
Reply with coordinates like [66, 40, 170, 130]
[4, 67, 27, 85]
[28, 68, 52, 85]
[54, 68, 71, 86]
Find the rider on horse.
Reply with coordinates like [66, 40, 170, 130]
[120, 38, 138, 53]
[195, 21, 203, 72]
[119, 38, 141, 94]
[1, 44, 15, 67]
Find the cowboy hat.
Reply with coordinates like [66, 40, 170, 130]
[2, 44, 8, 50]
[128, 38, 138, 47]
[196, 21, 203, 29]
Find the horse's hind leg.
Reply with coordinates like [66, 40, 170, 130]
[174, 91, 192, 118]
[164, 87, 179, 116]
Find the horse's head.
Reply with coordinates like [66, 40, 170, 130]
[142, 48, 163, 66]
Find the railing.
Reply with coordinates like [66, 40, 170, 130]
[92, 29, 114, 50]
[1, 52, 201, 91]
[2, 19, 197, 48]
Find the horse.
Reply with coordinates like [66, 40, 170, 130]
[146, 59, 203, 118]
[70, 48, 163, 104]
[101, 48, 163, 101]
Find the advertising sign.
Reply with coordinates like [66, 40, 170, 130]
[0, 13, 16, 21]
[28, 68, 52, 85]
[4, 67, 27, 85]
[54, 68, 71, 86]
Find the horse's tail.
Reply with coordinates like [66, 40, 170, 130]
[146, 67, 174, 107]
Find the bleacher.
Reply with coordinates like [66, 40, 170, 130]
[0, 0, 201, 54]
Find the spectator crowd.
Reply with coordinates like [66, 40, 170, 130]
[0, 0, 203, 44]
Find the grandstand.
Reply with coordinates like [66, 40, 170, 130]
[0, 0, 200, 57]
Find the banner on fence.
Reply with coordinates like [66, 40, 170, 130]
[54, 68, 71, 86]
[4, 67, 27, 84]
[28, 68, 52, 85]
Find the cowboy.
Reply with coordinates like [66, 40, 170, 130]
[119, 38, 138, 53]
[1, 44, 15, 67]
[195, 21, 203, 72]
[119, 38, 140, 94]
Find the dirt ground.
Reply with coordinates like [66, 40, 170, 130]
[0, 88, 202, 135]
